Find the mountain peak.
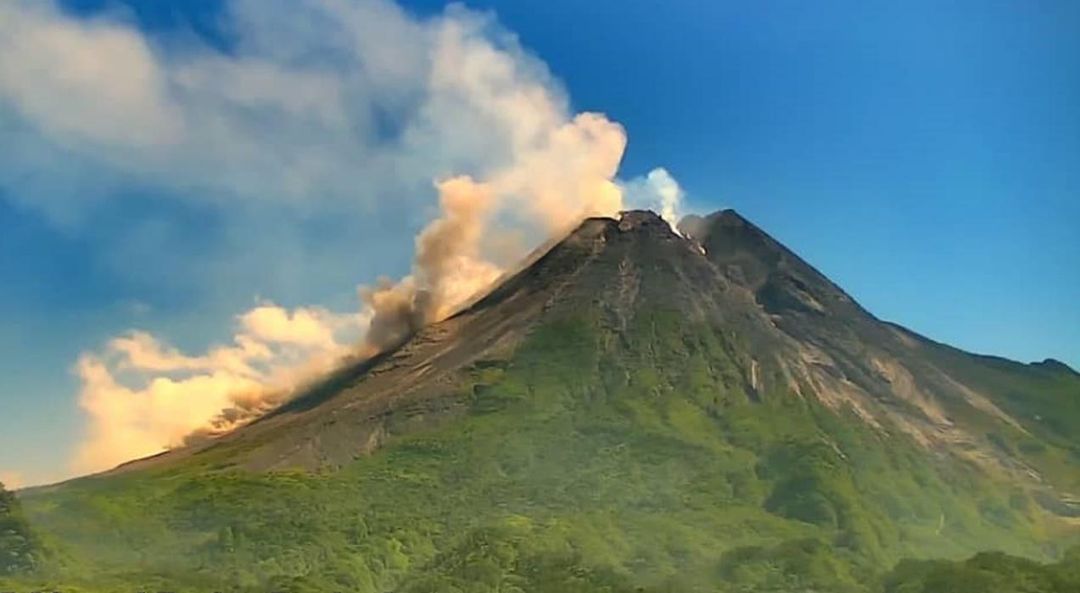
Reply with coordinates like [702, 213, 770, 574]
[676, 208, 771, 249]
[616, 208, 662, 226]
[94, 204, 1077, 512]
[714, 207, 751, 224]
[19, 199, 1080, 592]
[675, 209, 855, 314]
[681, 208, 777, 248]
[1033, 358, 1079, 376]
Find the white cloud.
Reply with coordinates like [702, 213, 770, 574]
[0, 2, 180, 148]
[0, 0, 579, 215]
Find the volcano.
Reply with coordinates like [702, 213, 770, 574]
[11, 210, 1080, 592]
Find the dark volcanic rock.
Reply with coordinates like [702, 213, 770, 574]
[105, 209, 1079, 497]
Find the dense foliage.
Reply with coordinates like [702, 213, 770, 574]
[3, 311, 1078, 592]
[882, 547, 1080, 593]
[0, 482, 41, 576]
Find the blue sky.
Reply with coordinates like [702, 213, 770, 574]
[1, 0, 1077, 486]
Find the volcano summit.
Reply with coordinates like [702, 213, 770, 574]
[8, 210, 1080, 592]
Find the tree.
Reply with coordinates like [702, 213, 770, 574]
[0, 481, 40, 575]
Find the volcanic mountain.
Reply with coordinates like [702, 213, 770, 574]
[11, 210, 1080, 592]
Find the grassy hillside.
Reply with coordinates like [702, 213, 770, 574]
[7, 309, 1077, 592]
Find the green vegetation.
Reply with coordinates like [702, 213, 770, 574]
[4, 311, 1079, 592]
[0, 481, 42, 576]
[882, 547, 1080, 593]
[916, 339, 1080, 497]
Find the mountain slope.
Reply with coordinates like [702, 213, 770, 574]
[685, 210, 1080, 492]
[12, 209, 1080, 592]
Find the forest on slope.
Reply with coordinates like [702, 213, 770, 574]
[3, 308, 1079, 592]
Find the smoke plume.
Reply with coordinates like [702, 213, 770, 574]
[74, 303, 369, 472]
[0, 0, 685, 478]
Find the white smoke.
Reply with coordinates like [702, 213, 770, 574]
[622, 167, 686, 228]
[0, 0, 685, 477]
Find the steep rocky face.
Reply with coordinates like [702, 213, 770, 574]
[109, 209, 1077, 503]
[683, 210, 1079, 494]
